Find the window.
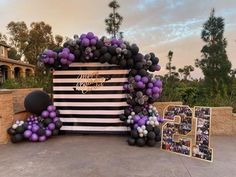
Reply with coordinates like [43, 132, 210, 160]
[0, 47, 4, 56]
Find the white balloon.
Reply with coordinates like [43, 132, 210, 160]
[20, 121, 24, 124]
[141, 125, 146, 130]
[147, 121, 150, 125]
[128, 115, 132, 119]
[139, 133, 144, 137]
[155, 121, 159, 126]
[131, 112, 135, 116]
[143, 130, 148, 135]
[149, 105, 153, 109]
[150, 121, 154, 125]
[12, 124, 18, 129]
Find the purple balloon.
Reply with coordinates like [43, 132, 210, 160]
[61, 51, 69, 58]
[152, 87, 160, 94]
[81, 38, 90, 47]
[136, 81, 145, 89]
[111, 38, 118, 45]
[117, 39, 123, 46]
[43, 57, 49, 63]
[62, 48, 70, 53]
[60, 58, 68, 65]
[123, 84, 128, 90]
[133, 115, 141, 123]
[39, 136, 47, 142]
[154, 80, 162, 87]
[134, 124, 139, 129]
[138, 119, 146, 126]
[80, 33, 87, 39]
[32, 125, 39, 133]
[86, 32, 94, 40]
[24, 130, 32, 138]
[68, 53, 75, 61]
[41, 110, 49, 118]
[146, 88, 152, 96]
[48, 58, 54, 64]
[27, 125, 32, 130]
[45, 129, 52, 137]
[53, 117, 59, 122]
[47, 105, 56, 112]
[155, 64, 161, 71]
[31, 133, 38, 142]
[45, 50, 53, 57]
[134, 75, 141, 82]
[49, 111, 57, 118]
[90, 38, 97, 45]
[152, 93, 160, 99]
[48, 123, 55, 130]
[141, 76, 149, 84]
[148, 83, 154, 88]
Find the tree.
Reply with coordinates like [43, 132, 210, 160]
[105, 0, 123, 38]
[8, 47, 21, 60]
[166, 50, 178, 78]
[178, 65, 194, 80]
[195, 9, 232, 96]
[7, 21, 61, 65]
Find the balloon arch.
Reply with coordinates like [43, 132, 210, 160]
[8, 32, 163, 147]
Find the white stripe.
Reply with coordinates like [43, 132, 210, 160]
[61, 126, 130, 131]
[69, 62, 118, 67]
[59, 110, 124, 115]
[60, 118, 123, 123]
[53, 78, 127, 83]
[53, 70, 129, 75]
[53, 86, 124, 91]
[53, 94, 126, 99]
[54, 102, 128, 107]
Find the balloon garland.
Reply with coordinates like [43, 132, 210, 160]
[38, 32, 163, 147]
[8, 91, 63, 143]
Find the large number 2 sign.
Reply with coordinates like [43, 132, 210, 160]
[161, 105, 213, 162]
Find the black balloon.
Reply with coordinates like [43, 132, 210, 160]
[136, 138, 145, 147]
[55, 121, 63, 129]
[52, 129, 59, 136]
[119, 114, 127, 121]
[138, 69, 147, 76]
[127, 59, 134, 68]
[7, 127, 16, 135]
[149, 65, 156, 72]
[146, 125, 153, 132]
[37, 128, 46, 136]
[135, 53, 143, 62]
[130, 44, 139, 55]
[124, 108, 131, 116]
[11, 134, 24, 143]
[133, 106, 142, 114]
[127, 137, 136, 146]
[110, 56, 118, 64]
[129, 69, 138, 76]
[154, 126, 160, 135]
[130, 130, 139, 138]
[93, 50, 101, 58]
[100, 46, 108, 54]
[43, 118, 52, 127]
[16, 126, 25, 134]
[135, 62, 143, 70]
[24, 90, 52, 115]
[147, 131, 156, 140]
[108, 46, 116, 55]
[104, 53, 112, 61]
[119, 60, 127, 68]
[96, 40, 103, 49]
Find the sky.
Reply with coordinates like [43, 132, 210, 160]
[0, 0, 235, 78]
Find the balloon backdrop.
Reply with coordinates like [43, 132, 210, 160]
[37, 32, 164, 147]
[8, 105, 62, 143]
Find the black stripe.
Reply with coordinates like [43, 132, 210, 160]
[53, 98, 127, 102]
[62, 122, 124, 126]
[53, 74, 128, 79]
[59, 130, 129, 135]
[53, 90, 126, 94]
[56, 106, 128, 110]
[58, 114, 121, 118]
[53, 82, 126, 86]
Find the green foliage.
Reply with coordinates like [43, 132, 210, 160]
[105, 0, 123, 38]
[0, 74, 52, 93]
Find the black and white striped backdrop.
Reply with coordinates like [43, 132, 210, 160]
[53, 62, 130, 134]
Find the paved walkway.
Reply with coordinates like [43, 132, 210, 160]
[0, 135, 235, 177]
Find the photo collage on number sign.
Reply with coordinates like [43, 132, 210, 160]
[162, 106, 192, 156]
[192, 107, 213, 161]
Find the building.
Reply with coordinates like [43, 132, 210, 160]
[0, 43, 35, 83]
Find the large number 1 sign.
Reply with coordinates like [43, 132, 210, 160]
[161, 105, 213, 162]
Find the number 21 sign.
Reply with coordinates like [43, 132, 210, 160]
[161, 105, 213, 162]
